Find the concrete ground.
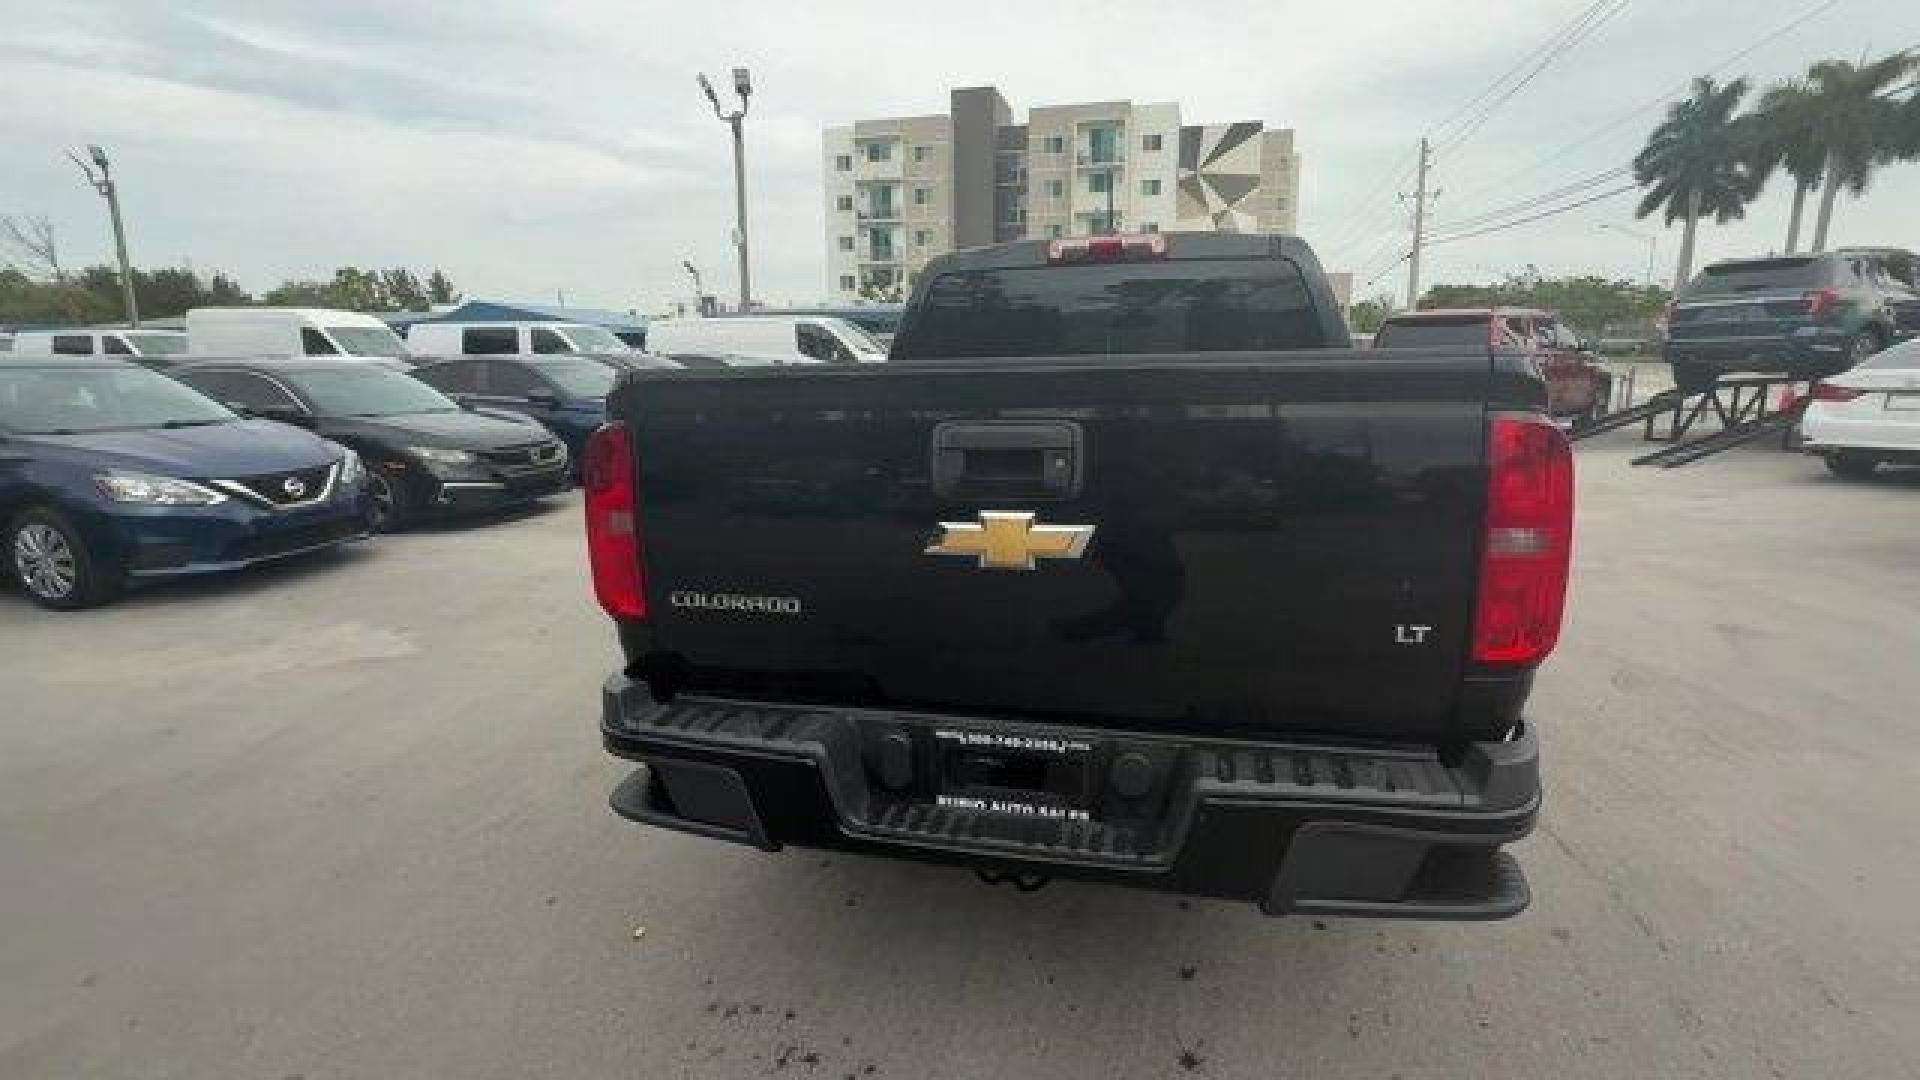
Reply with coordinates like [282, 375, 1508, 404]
[4, 435, 1919, 1080]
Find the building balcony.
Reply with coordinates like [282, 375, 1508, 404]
[856, 208, 900, 223]
[1076, 151, 1125, 168]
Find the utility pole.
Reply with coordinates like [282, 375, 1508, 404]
[1404, 137, 1433, 312]
[698, 68, 753, 312]
[69, 144, 139, 327]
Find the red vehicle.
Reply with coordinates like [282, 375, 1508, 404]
[1375, 308, 1613, 425]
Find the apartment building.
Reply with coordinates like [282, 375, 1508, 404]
[823, 86, 1302, 300]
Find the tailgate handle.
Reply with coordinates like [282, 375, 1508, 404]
[931, 421, 1083, 500]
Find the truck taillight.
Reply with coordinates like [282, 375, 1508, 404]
[1802, 288, 1840, 319]
[583, 422, 646, 619]
[1472, 413, 1573, 666]
[1047, 233, 1169, 264]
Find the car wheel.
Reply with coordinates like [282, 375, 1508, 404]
[1824, 451, 1881, 480]
[9, 507, 117, 610]
[365, 469, 412, 533]
[1671, 360, 1715, 396]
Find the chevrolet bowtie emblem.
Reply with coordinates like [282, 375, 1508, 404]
[925, 511, 1094, 570]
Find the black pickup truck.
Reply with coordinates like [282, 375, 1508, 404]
[590, 233, 1571, 919]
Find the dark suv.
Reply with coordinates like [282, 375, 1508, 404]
[1664, 248, 1920, 394]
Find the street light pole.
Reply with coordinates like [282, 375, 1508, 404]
[698, 68, 753, 312]
[69, 144, 140, 327]
[682, 259, 708, 315]
[1599, 223, 1657, 288]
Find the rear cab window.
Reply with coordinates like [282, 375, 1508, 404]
[894, 258, 1325, 359]
[1374, 315, 1490, 349]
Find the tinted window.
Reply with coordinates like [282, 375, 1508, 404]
[301, 327, 339, 355]
[1689, 258, 1829, 295]
[53, 335, 93, 355]
[464, 327, 518, 354]
[102, 336, 133, 355]
[1375, 316, 1489, 349]
[530, 327, 571, 354]
[125, 333, 188, 355]
[413, 360, 482, 394]
[1498, 317, 1530, 348]
[1858, 337, 1920, 370]
[534, 360, 616, 397]
[326, 326, 407, 357]
[896, 259, 1324, 360]
[795, 324, 845, 363]
[284, 365, 458, 417]
[181, 370, 303, 412]
[0, 365, 233, 434]
[484, 360, 543, 397]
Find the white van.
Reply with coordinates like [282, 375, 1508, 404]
[643, 316, 885, 365]
[11, 328, 190, 358]
[185, 307, 409, 360]
[405, 321, 632, 357]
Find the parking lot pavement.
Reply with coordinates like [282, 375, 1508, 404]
[4, 446, 1920, 1080]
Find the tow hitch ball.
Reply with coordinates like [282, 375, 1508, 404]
[975, 869, 1051, 893]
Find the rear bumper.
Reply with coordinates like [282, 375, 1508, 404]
[1664, 328, 1853, 373]
[600, 675, 1540, 920]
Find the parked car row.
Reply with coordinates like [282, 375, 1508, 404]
[1, 355, 570, 610]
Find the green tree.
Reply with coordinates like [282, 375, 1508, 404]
[1749, 78, 1825, 254]
[1632, 77, 1762, 290]
[1802, 50, 1917, 251]
[1421, 273, 1670, 342]
[1347, 294, 1395, 333]
[380, 268, 428, 311]
[425, 269, 459, 305]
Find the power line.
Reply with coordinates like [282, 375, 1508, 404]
[1436, 165, 1632, 233]
[1443, 0, 1840, 215]
[1427, 0, 1615, 144]
[1433, 0, 1631, 158]
[1426, 182, 1638, 246]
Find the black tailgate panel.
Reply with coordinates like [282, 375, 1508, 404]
[621, 359, 1490, 741]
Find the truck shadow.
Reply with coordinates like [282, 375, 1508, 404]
[644, 842, 1477, 1078]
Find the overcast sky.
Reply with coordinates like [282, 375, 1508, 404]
[1, 0, 1915, 311]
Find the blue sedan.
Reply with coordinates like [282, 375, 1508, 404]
[0, 358, 371, 609]
[407, 355, 672, 470]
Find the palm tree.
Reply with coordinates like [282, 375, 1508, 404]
[1804, 50, 1917, 252]
[1749, 79, 1825, 253]
[1632, 78, 1761, 290]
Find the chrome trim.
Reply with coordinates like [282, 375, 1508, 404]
[209, 460, 340, 510]
[436, 481, 508, 490]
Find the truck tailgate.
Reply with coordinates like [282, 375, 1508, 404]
[618, 355, 1494, 741]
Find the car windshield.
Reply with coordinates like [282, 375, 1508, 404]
[324, 325, 408, 357]
[0, 365, 233, 434]
[1374, 317, 1489, 348]
[1687, 258, 1829, 296]
[287, 364, 458, 416]
[536, 360, 618, 397]
[124, 333, 189, 355]
[1856, 338, 1920, 371]
[831, 320, 886, 354]
[559, 326, 630, 352]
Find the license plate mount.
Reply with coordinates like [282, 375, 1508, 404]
[932, 726, 1096, 822]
